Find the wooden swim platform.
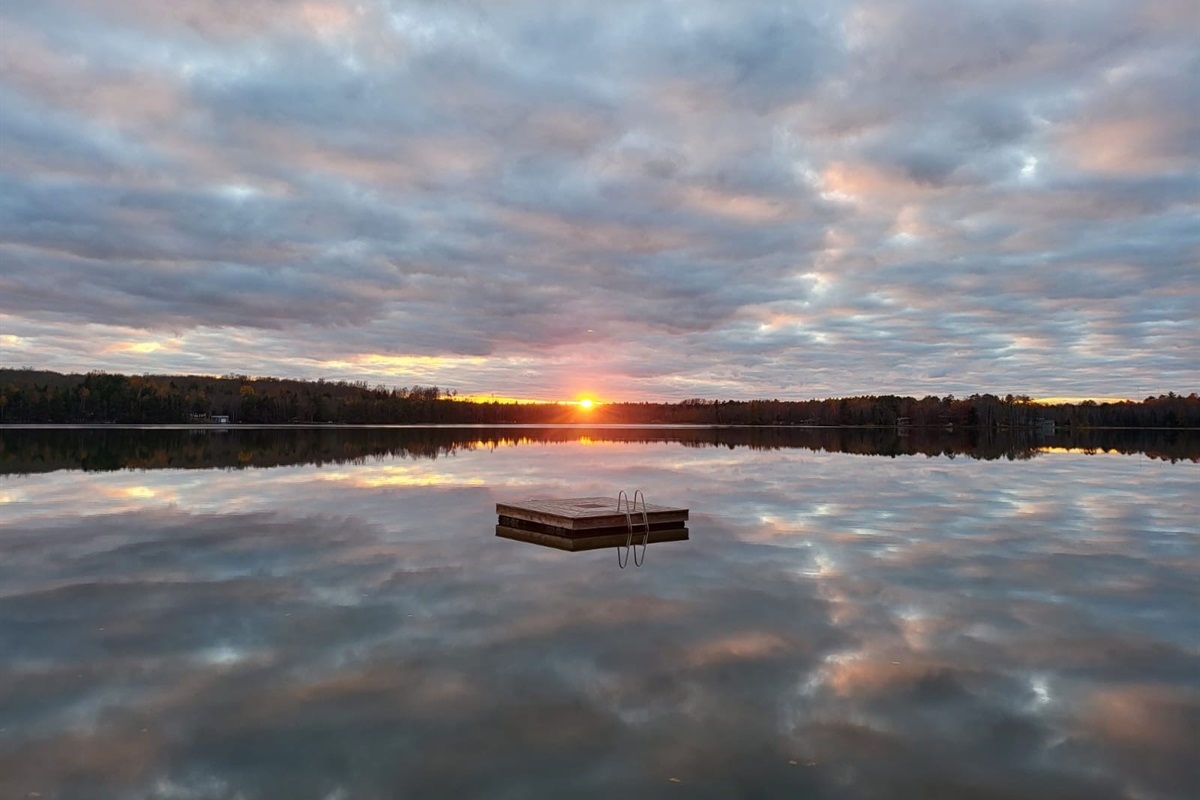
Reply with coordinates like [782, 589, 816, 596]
[495, 496, 689, 553]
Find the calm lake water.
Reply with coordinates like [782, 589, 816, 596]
[2, 426, 1198, 800]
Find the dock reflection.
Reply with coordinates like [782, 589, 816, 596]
[495, 524, 689, 552]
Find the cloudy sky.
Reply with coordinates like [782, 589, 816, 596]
[1, 0, 1197, 401]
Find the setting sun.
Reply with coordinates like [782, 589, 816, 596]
[578, 398, 594, 410]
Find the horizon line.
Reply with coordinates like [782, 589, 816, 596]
[1, 367, 1183, 405]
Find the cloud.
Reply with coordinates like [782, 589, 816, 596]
[0, 0, 1196, 399]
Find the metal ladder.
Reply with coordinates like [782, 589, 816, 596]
[616, 489, 650, 568]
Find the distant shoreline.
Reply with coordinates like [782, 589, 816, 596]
[2, 368, 1196, 428]
[3, 422, 1199, 431]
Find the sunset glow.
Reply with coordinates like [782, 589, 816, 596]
[455, 394, 554, 405]
[1035, 397, 1139, 405]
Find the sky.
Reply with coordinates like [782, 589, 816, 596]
[1, 0, 1197, 402]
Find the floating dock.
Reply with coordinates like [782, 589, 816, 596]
[496, 496, 689, 552]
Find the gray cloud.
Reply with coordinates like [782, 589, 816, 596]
[0, 0, 1196, 399]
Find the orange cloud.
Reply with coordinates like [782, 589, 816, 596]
[681, 186, 791, 223]
[1063, 116, 1194, 175]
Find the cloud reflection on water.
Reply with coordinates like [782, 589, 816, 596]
[1, 436, 1197, 799]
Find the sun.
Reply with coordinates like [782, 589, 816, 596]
[578, 398, 595, 410]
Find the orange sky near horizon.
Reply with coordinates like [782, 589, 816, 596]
[452, 394, 1142, 406]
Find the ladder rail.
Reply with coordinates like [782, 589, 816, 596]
[632, 489, 649, 566]
[617, 490, 631, 568]
[616, 489, 651, 568]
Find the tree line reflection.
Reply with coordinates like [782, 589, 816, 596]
[2, 426, 1196, 475]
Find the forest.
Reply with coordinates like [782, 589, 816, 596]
[1, 368, 1197, 428]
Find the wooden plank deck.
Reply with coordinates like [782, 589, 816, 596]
[496, 524, 690, 552]
[495, 496, 688, 531]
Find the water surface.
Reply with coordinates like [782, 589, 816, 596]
[2, 427, 1197, 799]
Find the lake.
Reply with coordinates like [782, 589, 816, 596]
[1, 426, 1197, 799]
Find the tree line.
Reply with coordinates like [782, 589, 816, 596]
[1, 368, 1197, 428]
